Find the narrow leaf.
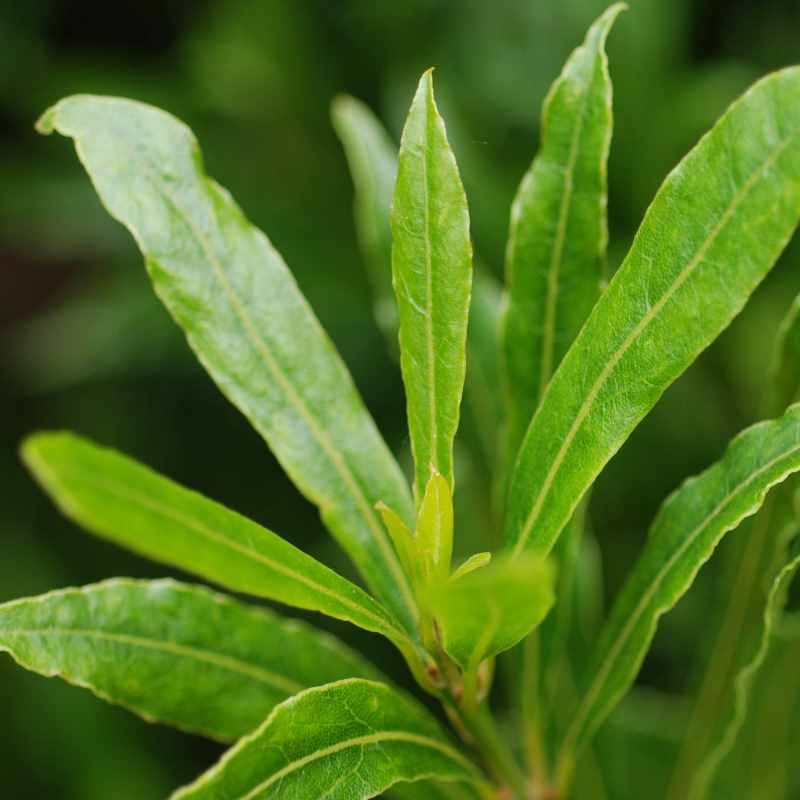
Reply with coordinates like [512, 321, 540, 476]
[427, 554, 554, 671]
[392, 70, 472, 499]
[464, 268, 505, 475]
[416, 470, 454, 582]
[37, 95, 417, 634]
[331, 95, 398, 339]
[0, 578, 381, 742]
[502, 3, 623, 464]
[22, 432, 411, 648]
[557, 403, 800, 774]
[505, 67, 800, 559]
[688, 535, 800, 799]
[771, 291, 800, 411]
[450, 552, 492, 582]
[171, 679, 482, 800]
[332, 95, 502, 477]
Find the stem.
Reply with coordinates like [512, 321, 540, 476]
[452, 696, 529, 798]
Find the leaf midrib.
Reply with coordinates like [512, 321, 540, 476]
[422, 81, 439, 487]
[144, 167, 416, 625]
[232, 730, 473, 800]
[537, 56, 593, 402]
[1, 627, 303, 694]
[513, 127, 800, 557]
[560, 437, 800, 757]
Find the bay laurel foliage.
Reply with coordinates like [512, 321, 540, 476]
[7, 3, 800, 798]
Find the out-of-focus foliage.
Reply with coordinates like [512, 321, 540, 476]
[3, 1, 800, 798]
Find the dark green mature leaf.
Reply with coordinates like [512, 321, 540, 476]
[557, 403, 800, 778]
[37, 95, 418, 634]
[331, 95, 398, 340]
[502, 3, 622, 465]
[171, 679, 483, 800]
[465, 268, 504, 476]
[505, 67, 800, 560]
[427, 555, 554, 672]
[392, 70, 472, 499]
[689, 536, 800, 799]
[0, 579, 381, 742]
[22, 432, 412, 649]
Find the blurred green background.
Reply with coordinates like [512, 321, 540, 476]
[2, 0, 800, 797]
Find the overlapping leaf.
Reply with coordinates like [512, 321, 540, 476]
[331, 95, 398, 340]
[427, 554, 554, 672]
[557, 403, 800, 778]
[505, 67, 800, 560]
[392, 71, 472, 499]
[171, 679, 482, 799]
[689, 535, 800, 799]
[37, 95, 417, 633]
[22, 432, 411, 648]
[0, 579, 381, 742]
[502, 4, 622, 464]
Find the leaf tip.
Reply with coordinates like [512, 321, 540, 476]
[35, 105, 59, 135]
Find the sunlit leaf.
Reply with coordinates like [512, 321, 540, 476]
[505, 67, 800, 560]
[171, 679, 483, 799]
[22, 432, 412, 649]
[502, 4, 623, 465]
[0, 578, 381, 742]
[37, 95, 418, 633]
[392, 70, 472, 499]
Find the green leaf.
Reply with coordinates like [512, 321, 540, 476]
[502, 3, 623, 465]
[37, 94, 417, 635]
[392, 70, 473, 499]
[688, 536, 800, 799]
[416, 470, 454, 582]
[331, 94, 502, 479]
[22, 432, 411, 649]
[389, 779, 484, 800]
[771, 291, 800, 412]
[556, 402, 800, 779]
[450, 552, 492, 582]
[170, 679, 483, 800]
[505, 67, 800, 560]
[464, 268, 504, 473]
[0, 578, 381, 742]
[331, 94, 398, 340]
[427, 554, 554, 672]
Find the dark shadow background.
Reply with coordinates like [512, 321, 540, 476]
[1, 0, 799, 797]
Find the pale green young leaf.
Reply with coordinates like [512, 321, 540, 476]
[171, 679, 483, 800]
[37, 95, 417, 634]
[376, 501, 421, 590]
[392, 70, 472, 499]
[331, 94, 398, 339]
[688, 535, 800, 800]
[22, 432, 411, 648]
[416, 470, 454, 582]
[0, 578, 381, 743]
[450, 552, 492, 582]
[557, 403, 800, 776]
[502, 3, 623, 465]
[427, 555, 555, 671]
[505, 67, 800, 560]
